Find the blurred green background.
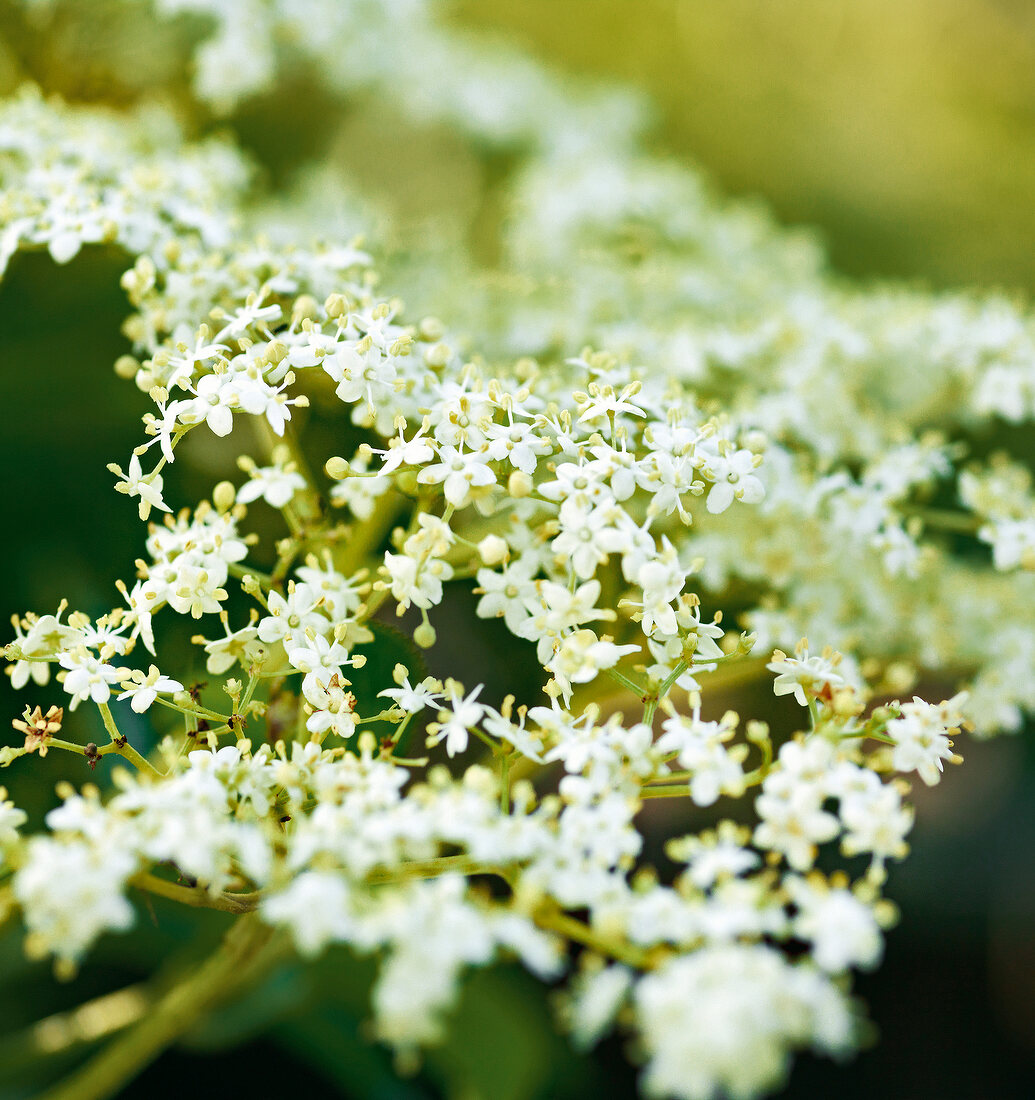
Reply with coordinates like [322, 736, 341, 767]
[459, 0, 1035, 292]
[1, 1, 1034, 1096]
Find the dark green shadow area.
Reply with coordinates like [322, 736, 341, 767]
[0, 247, 146, 822]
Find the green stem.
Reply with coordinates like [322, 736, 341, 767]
[0, 983, 151, 1065]
[642, 660, 689, 727]
[152, 696, 229, 724]
[388, 711, 414, 750]
[532, 908, 653, 970]
[355, 708, 402, 726]
[363, 855, 500, 885]
[903, 507, 981, 534]
[607, 668, 645, 696]
[336, 489, 407, 577]
[640, 784, 692, 799]
[96, 704, 163, 778]
[130, 872, 260, 915]
[38, 913, 277, 1100]
[45, 738, 92, 758]
[862, 731, 898, 746]
[96, 702, 121, 744]
[227, 563, 276, 590]
[119, 741, 163, 778]
[500, 752, 511, 813]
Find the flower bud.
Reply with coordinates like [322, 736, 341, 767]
[419, 316, 445, 341]
[292, 294, 320, 323]
[325, 456, 351, 480]
[425, 343, 452, 367]
[508, 470, 533, 498]
[477, 535, 509, 566]
[114, 355, 140, 380]
[213, 481, 237, 513]
[325, 293, 349, 319]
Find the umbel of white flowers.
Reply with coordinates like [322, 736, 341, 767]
[0, 3, 1030, 1099]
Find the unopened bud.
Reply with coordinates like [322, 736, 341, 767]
[325, 456, 351, 480]
[508, 470, 533, 498]
[213, 481, 237, 513]
[114, 355, 140, 380]
[264, 339, 288, 366]
[745, 720, 769, 744]
[358, 731, 377, 755]
[292, 295, 320, 323]
[419, 317, 445, 341]
[325, 293, 349, 319]
[425, 343, 452, 367]
[477, 535, 509, 566]
[240, 574, 263, 597]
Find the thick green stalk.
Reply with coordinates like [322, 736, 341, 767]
[39, 914, 276, 1100]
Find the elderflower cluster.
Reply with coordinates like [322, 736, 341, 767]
[0, 2, 1031, 1098]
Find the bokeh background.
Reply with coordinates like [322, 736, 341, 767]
[1, 1, 1034, 1096]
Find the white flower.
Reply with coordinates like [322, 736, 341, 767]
[372, 419, 435, 475]
[701, 447, 765, 515]
[887, 694, 965, 786]
[109, 453, 172, 520]
[196, 619, 265, 675]
[551, 501, 629, 579]
[262, 871, 354, 957]
[787, 877, 883, 974]
[237, 463, 307, 508]
[58, 650, 127, 709]
[161, 325, 229, 389]
[635, 945, 853, 1100]
[117, 665, 184, 713]
[978, 517, 1035, 572]
[378, 666, 442, 714]
[232, 367, 304, 436]
[839, 783, 913, 864]
[257, 583, 327, 648]
[767, 643, 846, 707]
[305, 675, 358, 740]
[670, 826, 761, 889]
[14, 836, 137, 964]
[482, 704, 545, 762]
[0, 791, 27, 849]
[5, 607, 76, 689]
[564, 965, 633, 1050]
[475, 558, 539, 634]
[186, 372, 238, 436]
[287, 633, 352, 705]
[485, 418, 551, 474]
[326, 340, 398, 410]
[656, 710, 746, 806]
[428, 683, 485, 757]
[167, 565, 229, 619]
[754, 777, 840, 871]
[545, 629, 639, 699]
[417, 445, 497, 509]
[383, 551, 452, 611]
[577, 382, 646, 425]
[629, 538, 686, 636]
